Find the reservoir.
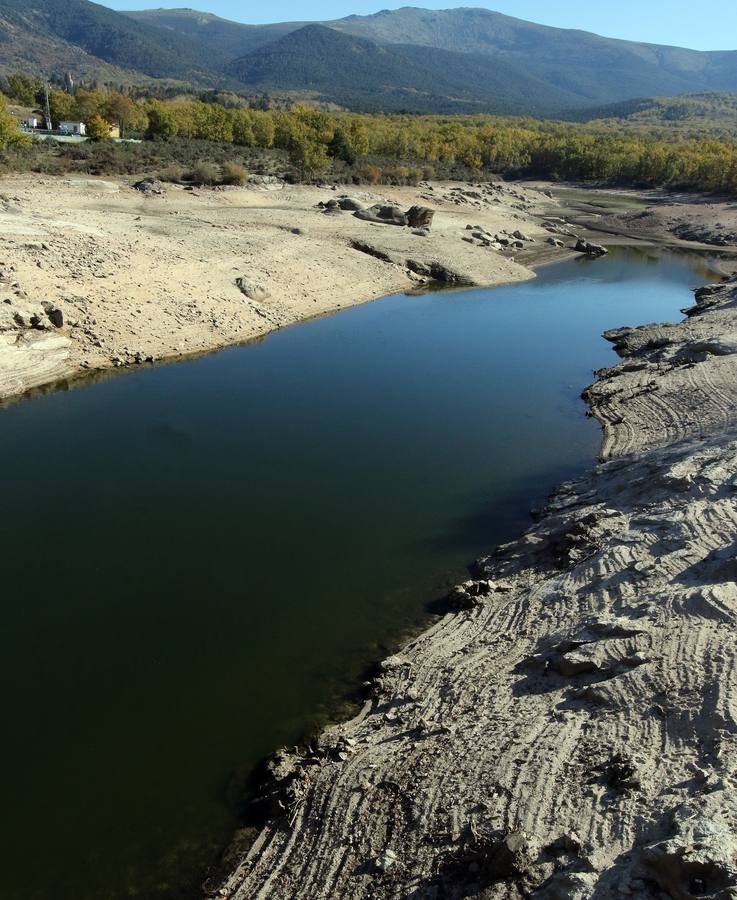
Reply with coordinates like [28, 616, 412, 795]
[0, 246, 719, 900]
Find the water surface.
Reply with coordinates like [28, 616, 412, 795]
[0, 246, 717, 900]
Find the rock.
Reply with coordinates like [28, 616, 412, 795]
[375, 849, 399, 872]
[355, 205, 408, 226]
[546, 237, 565, 248]
[575, 239, 608, 257]
[351, 240, 393, 263]
[235, 277, 270, 301]
[406, 206, 435, 229]
[249, 175, 285, 190]
[412, 229, 429, 237]
[133, 178, 165, 196]
[337, 197, 363, 211]
[512, 230, 533, 242]
[694, 283, 724, 299]
[47, 308, 63, 328]
[405, 259, 432, 278]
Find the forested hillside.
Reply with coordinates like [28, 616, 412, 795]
[2, 81, 737, 198]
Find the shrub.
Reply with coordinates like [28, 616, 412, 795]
[357, 163, 381, 184]
[188, 161, 220, 185]
[221, 161, 248, 185]
[158, 163, 186, 183]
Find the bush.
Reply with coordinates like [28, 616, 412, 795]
[357, 163, 381, 184]
[221, 161, 248, 186]
[188, 161, 220, 185]
[158, 163, 186, 183]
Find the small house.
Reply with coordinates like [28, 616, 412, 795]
[26, 116, 41, 129]
[107, 123, 121, 139]
[59, 121, 87, 136]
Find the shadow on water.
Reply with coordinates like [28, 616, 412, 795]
[0, 244, 722, 900]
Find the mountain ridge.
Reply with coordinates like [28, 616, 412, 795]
[2, 2, 737, 115]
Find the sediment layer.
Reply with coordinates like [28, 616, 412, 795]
[213, 280, 737, 898]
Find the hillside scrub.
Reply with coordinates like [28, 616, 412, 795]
[1, 83, 737, 194]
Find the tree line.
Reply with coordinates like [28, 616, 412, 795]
[1, 74, 737, 195]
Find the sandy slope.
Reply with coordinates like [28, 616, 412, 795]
[211, 279, 737, 897]
[0, 176, 557, 403]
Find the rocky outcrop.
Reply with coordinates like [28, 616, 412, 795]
[354, 204, 410, 226]
[671, 222, 737, 247]
[213, 281, 737, 900]
[575, 239, 608, 256]
[353, 205, 435, 230]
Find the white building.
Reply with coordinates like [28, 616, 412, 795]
[58, 121, 87, 136]
[26, 116, 41, 129]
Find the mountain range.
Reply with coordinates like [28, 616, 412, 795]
[2, 2, 737, 116]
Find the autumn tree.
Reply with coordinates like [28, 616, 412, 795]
[104, 92, 147, 137]
[86, 114, 112, 140]
[0, 95, 30, 149]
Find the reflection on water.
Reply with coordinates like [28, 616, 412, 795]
[0, 246, 719, 900]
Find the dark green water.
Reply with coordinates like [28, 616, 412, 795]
[0, 247, 718, 900]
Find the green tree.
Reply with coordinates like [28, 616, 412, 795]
[48, 89, 75, 128]
[2, 73, 42, 106]
[74, 89, 107, 123]
[145, 101, 178, 140]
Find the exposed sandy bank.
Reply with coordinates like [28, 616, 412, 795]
[212, 277, 737, 896]
[0, 176, 563, 403]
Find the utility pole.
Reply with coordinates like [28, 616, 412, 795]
[43, 82, 53, 131]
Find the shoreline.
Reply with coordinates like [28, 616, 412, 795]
[3, 174, 731, 407]
[211, 240, 737, 896]
[0, 176, 560, 404]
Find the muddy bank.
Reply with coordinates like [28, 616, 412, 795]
[212, 274, 737, 897]
[0, 176, 575, 403]
[527, 182, 737, 268]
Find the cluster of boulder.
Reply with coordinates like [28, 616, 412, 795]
[0, 266, 65, 334]
[463, 225, 536, 252]
[317, 196, 435, 230]
[575, 239, 608, 257]
[671, 221, 737, 247]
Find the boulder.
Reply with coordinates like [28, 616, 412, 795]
[575, 239, 608, 257]
[406, 206, 434, 229]
[337, 197, 363, 211]
[133, 178, 165, 196]
[354, 204, 408, 226]
[235, 276, 270, 302]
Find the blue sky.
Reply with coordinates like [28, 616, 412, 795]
[106, 1, 737, 50]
